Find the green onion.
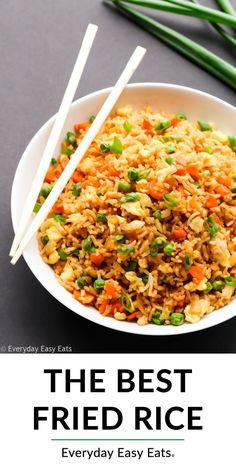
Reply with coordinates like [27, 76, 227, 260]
[115, 234, 125, 243]
[33, 202, 41, 213]
[97, 189, 103, 196]
[51, 158, 57, 165]
[40, 184, 52, 198]
[152, 311, 165, 325]
[170, 312, 184, 326]
[202, 170, 211, 177]
[127, 167, 150, 180]
[77, 277, 86, 289]
[198, 120, 213, 131]
[121, 192, 140, 202]
[72, 182, 82, 196]
[149, 240, 159, 257]
[110, 136, 123, 154]
[100, 142, 111, 152]
[225, 276, 236, 287]
[164, 142, 176, 154]
[204, 282, 213, 294]
[89, 115, 96, 123]
[173, 135, 182, 142]
[153, 209, 162, 220]
[205, 215, 220, 238]
[165, 156, 174, 165]
[138, 169, 151, 179]
[176, 112, 187, 120]
[41, 235, 49, 246]
[120, 293, 134, 312]
[97, 213, 108, 223]
[184, 254, 192, 270]
[125, 260, 138, 271]
[216, 0, 236, 16]
[212, 279, 225, 291]
[72, 249, 80, 257]
[66, 131, 77, 147]
[83, 235, 96, 253]
[141, 273, 149, 284]
[61, 147, 74, 156]
[193, 181, 201, 188]
[110, 2, 236, 91]
[93, 278, 105, 292]
[164, 242, 174, 256]
[53, 212, 67, 224]
[204, 144, 213, 154]
[163, 134, 171, 142]
[117, 244, 134, 255]
[163, 193, 178, 207]
[118, 180, 132, 192]
[123, 120, 132, 132]
[155, 118, 171, 132]
[58, 249, 67, 261]
[228, 136, 236, 152]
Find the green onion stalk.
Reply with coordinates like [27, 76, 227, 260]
[110, 1, 236, 90]
[215, 0, 236, 16]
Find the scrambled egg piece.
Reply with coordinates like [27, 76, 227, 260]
[210, 238, 231, 268]
[184, 298, 211, 323]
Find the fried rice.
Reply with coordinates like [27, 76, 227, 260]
[36, 105, 236, 326]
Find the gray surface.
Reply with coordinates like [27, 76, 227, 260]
[1, 0, 236, 353]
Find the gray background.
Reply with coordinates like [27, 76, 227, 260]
[1, 0, 236, 353]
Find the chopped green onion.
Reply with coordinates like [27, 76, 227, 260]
[110, 136, 123, 154]
[164, 141, 176, 154]
[165, 156, 174, 165]
[123, 120, 132, 132]
[40, 184, 52, 198]
[118, 180, 132, 192]
[184, 254, 192, 271]
[33, 202, 41, 213]
[51, 158, 57, 165]
[83, 235, 96, 253]
[53, 212, 67, 224]
[153, 210, 162, 220]
[97, 189, 103, 196]
[155, 118, 171, 132]
[115, 234, 125, 243]
[117, 244, 134, 255]
[128, 167, 139, 181]
[66, 131, 77, 147]
[202, 170, 211, 177]
[152, 311, 165, 325]
[149, 240, 159, 257]
[72, 182, 82, 196]
[141, 273, 149, 284]
[204, 282, 213, 294]
[205, 215, 220, 238]
[41, 235, 49, 246]
[228, 136, 236, 152]
[89, 115, 96, 123]
[121, 192, 140, 202]
[212, 279, 225, 291]
[120, 293, 134, 312]
[163, 193, 178, 208]
[93, 278, 105, 292]
[72, 249, 80, 257]
[173, 135, 182, 142]
[58, 249, 68, 261]
[170, 312, 184, 326]
[198, 120, 212, 132]
[204, 144, 213, 154]
[61, 147, 74, 156]
[138, 169, 151, 179]
[125, 261, 138, 272]
[176, 112, 187, 120]
[225, 276, 236, 287]
[163, 134, 171, 142]
[193, 181, 201, 188]
[97, 213, 107, 223]
[100, 142, 111, 152]
[164, 243, 174, 256]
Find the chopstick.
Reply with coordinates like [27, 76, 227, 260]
[11, 45, 146, 265]
[9, 23, 98, 258]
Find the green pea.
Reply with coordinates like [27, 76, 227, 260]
[155, 119, 171, 132]
[141, 273, 149, 284]
[66, 131, 77, 147]
[40, 184, 52, 198]
[72, 182, 82, 196]
[152, 311, 165, 325]
[176, 112, 187, 120]
[123, 120, 132, 132]
[58, 249, 67, 261]
[165, 156, 174, 165]
[164, 243, 174, 256]
[93, 278, 105, 292]
[164, 142, 176, 154]
[118, 180, 132, 193]
[170, 312, 184, 326]
[33, 203, 41, 213]
[198, 120, 212, 132]
[97, 213, 107, 223]
[128, 167, 139, 181]
[212, 280, 224, 291]
[153, 210, 162, 220]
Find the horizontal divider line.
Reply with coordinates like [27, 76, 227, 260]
[51, 438, 185, 441]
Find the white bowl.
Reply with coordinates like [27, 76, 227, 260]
[11, 83, 236, 335]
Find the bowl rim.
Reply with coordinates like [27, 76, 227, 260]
[11, 82, 236, 336]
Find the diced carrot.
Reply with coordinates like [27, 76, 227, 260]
[105, 282, 119, 299]
[110, 299, 123, 313]
[60, 156, 70, 170]
[194, 144, 203, 152]
[206, 195, 219, 208]
[99, 299, 109, 314]
[49, 202, 64, 216]
[142, 119, 153, 132]
[216, 175, 231, 187]
[186, 164, 199, 180]
[74, 122, 89, 132]
[148, 179, 166, 200]
[90, 252, 104, 268]
[175, 167, 186, 176]
[213, 214, 223, 226]
[214, 184, 230, 196]
[177, 299, 185, 308]
[171, 116, 179, 127]
[127, 311, 139, 321]
[172, 226, 187, 240]
[71, 170, 84, 183]
[44, 167, 56, 183]
[107, 167, 120, 177]
[73, 290, 81, 301]
[189, 264, 205, 281]
[189, 196, 198, 210]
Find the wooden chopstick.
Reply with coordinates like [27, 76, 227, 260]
[9, 23, 98, 257]
[11, 45, 146, 265]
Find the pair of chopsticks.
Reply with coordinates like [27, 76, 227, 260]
[10, 23, 146, 265]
